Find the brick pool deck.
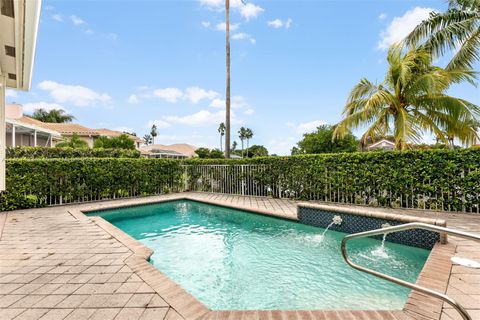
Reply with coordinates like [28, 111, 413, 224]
[0, 192, 479, 320]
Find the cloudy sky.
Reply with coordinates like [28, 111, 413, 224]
[6, 0, 479, 154]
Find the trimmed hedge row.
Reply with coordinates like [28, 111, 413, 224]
[1, 158, 183, 211]
[184, 149, 480, 212]
[6, 147, 141, 158]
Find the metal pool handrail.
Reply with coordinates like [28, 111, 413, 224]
[341, 222, 480, 320]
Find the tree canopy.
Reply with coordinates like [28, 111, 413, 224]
[292, 125, 358, 154]
[333, 46, 479, 150]
[93, 134, 136, 150]
[31, 109, 75, 123]
[195, 148, 225, 159]
[246, 145, 269, 157]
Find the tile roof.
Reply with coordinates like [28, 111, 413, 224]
[35, 123, 100, 136]
[140, 144, 198, 157]
[95, 128, 143, 142]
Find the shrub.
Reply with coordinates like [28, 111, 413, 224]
[184, 149, 480, 212]
[93, 134, 136, 150]
[6, 147, 141, 159]
[1, 158, 183, 211]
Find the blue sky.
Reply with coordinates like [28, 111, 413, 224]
[6, 0, 479, 154]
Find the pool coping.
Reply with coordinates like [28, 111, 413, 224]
[71, 195, 456, 320]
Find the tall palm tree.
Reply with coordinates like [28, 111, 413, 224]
[225, 0, 247, 158]
[150, 124, 158, 145]
[404, 0, 480, 71]
[238, 127, 247, 157]
[31, 108, 75, 123]
[218, 122, 226, 152]
[333, 45, 479, 150]
[225, 0, 231, 158]
[245, 128, 253, 157]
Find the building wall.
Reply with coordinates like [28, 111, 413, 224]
[6, 133, 50, 147]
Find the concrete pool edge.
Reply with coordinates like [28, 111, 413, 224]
[73, 194, 454, 320]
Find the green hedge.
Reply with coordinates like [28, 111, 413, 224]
[6, 147, 141, 158]
[1, 158, 183, 211]
[184, 149, 480, 212]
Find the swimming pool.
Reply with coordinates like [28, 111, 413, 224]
[90, 200, 430, 310]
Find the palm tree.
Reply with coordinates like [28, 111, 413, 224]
[150, 125, 158, 145]
[238, 127, 247, 157]
[218, 122, 226, 152]
[225, 0, 231, 158]
[224, 0, 247, 158]
[245, 128, 253, 157]
[56, 134, 88, 148]
[31, 108, 75, 123]
[404, 0, 480, 71]
[333, 45, 479, 150]
[143, 134, 152, 146]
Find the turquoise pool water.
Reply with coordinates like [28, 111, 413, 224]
[90, 200, 430, 310]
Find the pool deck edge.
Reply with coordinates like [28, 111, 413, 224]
[75, 193, 457, 320]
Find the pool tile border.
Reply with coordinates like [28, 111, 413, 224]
[73, 194, 455, 320]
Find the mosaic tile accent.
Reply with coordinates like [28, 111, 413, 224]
[298, 207, 439, 249]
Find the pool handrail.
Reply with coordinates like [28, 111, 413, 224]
[341, 222, 480, 320]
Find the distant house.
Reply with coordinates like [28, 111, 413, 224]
[140, 144, 198, 159]
[94, 128, 143, 149]
[5, 104, 62, 147]
[366, 139, 395, 151]
[4, 104, 142, 149]
[38, 123, 100, 148]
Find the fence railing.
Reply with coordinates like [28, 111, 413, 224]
[182, 164, 480, 213]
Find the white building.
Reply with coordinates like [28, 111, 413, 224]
[5, 103, 62, 147]
[1, 0, 42, 190]
[367, 139, 395, 151]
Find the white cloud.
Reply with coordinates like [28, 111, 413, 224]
[238, 2, 264, 21]
[244, 108, 255, 115]
[146, 120, 171, 129]
[113, 126, 135, 133]
[52, 14, 63, 22]
[128, 94, 140, 104]
[199, 0, 264, 21]
[201, 21, 211, 28]
[184, 87, 219, 104]
[378, 13, 387, 20]
[163, 109, 241, 127]
[199, 0, 222, 6]
[22, 102, 67, 113]
[38, 80, 111, 107]
[378, 7, 435, 50]
[153, 88, 184, 103]
[69, 15, 85, 25]
[267, 19, 283, 28]
[232, 32, 256, 44]
[289, 120, 326, 134]
[267, 18, 293, 29]
[216, 22, 240, 31]
[210, 95, 251, 110]
[164, 110, 224, 126]
[5, 89, 17, 98]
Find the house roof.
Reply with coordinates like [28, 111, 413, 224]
[367, 139, 395, 149]
[145, 149, 187, 157]
[95, 128, 142, 143]
[6, 117, 62, 137]
[36, 123, 100, 136]
[140, 144, 198, 157]
[0, 0, 42, 90]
